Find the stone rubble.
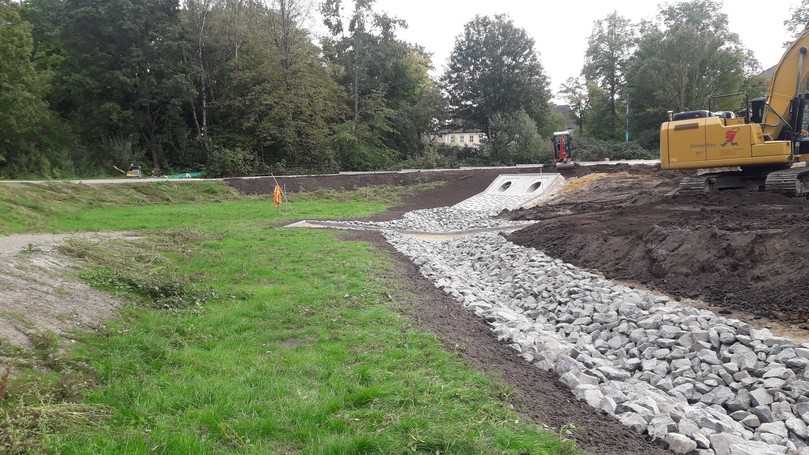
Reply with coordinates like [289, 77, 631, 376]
[323, 206, 528, 233]
[366, 206, 809, 455]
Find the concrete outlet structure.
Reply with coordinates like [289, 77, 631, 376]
[454, 174, 566, 212]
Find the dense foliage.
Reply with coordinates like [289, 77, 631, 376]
[0, 0, 455, 178]
[1, 0, 801, 177]
[567, 0, 766, 150]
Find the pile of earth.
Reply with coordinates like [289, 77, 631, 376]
[508, 172, 809, 326]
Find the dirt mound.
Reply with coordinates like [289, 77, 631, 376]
[508, 173, 809, 326]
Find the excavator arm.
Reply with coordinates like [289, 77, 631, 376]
[762, 29, 809, 140]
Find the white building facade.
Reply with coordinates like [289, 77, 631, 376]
[431, 130, 487, 148]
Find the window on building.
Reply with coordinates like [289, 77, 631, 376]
[469, 135, 474, 143]
[461, 135, 466, 143]
[451, 135, 456, 142]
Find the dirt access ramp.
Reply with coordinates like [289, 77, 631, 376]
[0, 233, 127, 348]
[508, 170, 809, 327]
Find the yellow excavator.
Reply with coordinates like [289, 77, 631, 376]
[660, 29, 809, 195]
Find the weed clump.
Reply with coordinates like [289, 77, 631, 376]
[82, 268, 216, 310]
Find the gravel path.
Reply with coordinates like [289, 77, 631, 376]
[327, 200, 809, 455]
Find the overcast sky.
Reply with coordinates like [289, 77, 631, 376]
[310, 0, 800, 100]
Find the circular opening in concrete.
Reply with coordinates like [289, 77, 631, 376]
[499, 181, 513, 192]
[528, 181, 542, 192]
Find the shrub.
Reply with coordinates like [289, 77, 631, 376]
[481, 111, 551, 165]
[573, 136, 656, 161]
[205, 146, 266, 178]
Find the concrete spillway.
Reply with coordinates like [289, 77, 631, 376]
[453, 173, 566, 212]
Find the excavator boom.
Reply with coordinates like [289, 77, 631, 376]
[763, 31, 809, 140]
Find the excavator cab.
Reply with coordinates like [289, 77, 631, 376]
[787, 93, 809, 153]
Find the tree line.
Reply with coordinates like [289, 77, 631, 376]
[1, 0, 807, 178]
[561, 0, 809, 153]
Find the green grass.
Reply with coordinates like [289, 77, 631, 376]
[0, 182, 576, 454]
[0, 182, 431, 234]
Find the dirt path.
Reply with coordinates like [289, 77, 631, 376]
[345, 231, 672, 455]
[0, 233, 131, 348]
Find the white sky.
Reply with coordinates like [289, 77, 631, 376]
[310, 0, 799, 100]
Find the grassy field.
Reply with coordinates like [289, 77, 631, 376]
[0, 182, 575, 454]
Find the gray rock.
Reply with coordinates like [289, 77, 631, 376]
[672, 358, 694, 374]
[725, 389, 752, 412]
[702, 386, 735, 405]
[678, 418, 700, 437]
[728, 441, 788, 455]
[665, 432, 697, 454]
[699, 349, 722, 365]
[731, 346, 758, 370]
[599, 396, 617, 415]
[598, 366, 631, 381]
[580, 387, 605, 409]
[772, 401, 794, 421]
[660, 325, 684, 339]
[787, 417, 809, 439]
[729, 410, 750, 421]
[764, 367, 792, 380]
[620, 412, 648, 433]
[787, 358, 809, 370]
[741, 413, 761, 428]
[710, 433, 746, 455]
[648, 415, 677, 440]
[758, 421, 788, 438]
[752, 405, 775, 424]
[759, 433, 786, 445]
[751, 388, 774, 407]
[608, 334, 629, 350]
[763, 378, 787, 389]
[692, 431, 711, 449]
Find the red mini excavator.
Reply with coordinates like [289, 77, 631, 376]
[552, 130, 576, 169]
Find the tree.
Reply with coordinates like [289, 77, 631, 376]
[0, 0, 71, 177]
[59, 0, 191, 172]
[560, 76, 589, 130]
[320, 0, 439, 169]
[482, 110, 548, 165]
[625, 0, 756, 147]
[192, 0, 343, 172]
[183, 0, 214, 145]
[583, 12, 634, 140]
[786, 0, 809, 39]
[443, 15, 551, 136]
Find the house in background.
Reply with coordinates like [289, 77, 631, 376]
[430, 129, 487, 148]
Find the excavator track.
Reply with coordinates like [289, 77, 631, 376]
[678, 175, 714, 194]
[765, 167, 809, 196]
[677, 171, 746, 195]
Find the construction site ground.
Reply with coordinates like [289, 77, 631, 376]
[508, 167, 809, 331]
[10, 164, 809, 454]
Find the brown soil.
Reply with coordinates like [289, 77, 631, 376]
[508, 172, 809, 326]
[344, 230, 672, 455]
[0, 233, 129, 348]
